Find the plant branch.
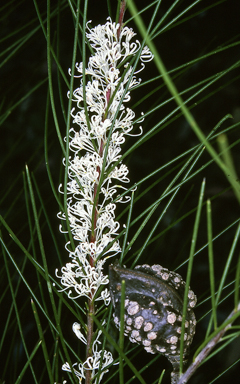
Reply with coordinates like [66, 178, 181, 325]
[177, 303, 240, 384]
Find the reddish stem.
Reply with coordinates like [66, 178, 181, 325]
[85, 300, 95, 384]
[85, 137, 104, 384]
[117, 1, 126, 40]
[85, 5, 126, 383]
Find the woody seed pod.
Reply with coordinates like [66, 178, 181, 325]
[109, 261, 197, 384]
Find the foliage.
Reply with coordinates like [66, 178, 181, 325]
[1, 0, 240, 383]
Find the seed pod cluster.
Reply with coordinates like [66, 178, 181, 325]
[109, 261, 197, 384]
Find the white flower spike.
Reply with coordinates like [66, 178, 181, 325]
[57, 14, 153, 384]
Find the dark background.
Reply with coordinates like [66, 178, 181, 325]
[1, 0, 240, 383]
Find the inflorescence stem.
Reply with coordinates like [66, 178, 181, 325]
[85, 7, 127, 381]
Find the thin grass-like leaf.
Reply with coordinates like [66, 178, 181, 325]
[217, 133, 240, 203]
[120, 191, 135, 264]
[130, 146, 205, 267]
[179, 179, 205, 374]
[31, 299, 54, 382]
[2, 243, 39, 383]
[127, 0, 240, 199]
[206, 199, 218, 333]
[208, 356, 240, 384]
[158, 369, 165, 384]
[234, 256, 240, 309]
[215, 221, 240, 307]
[193, 305, 240, 360]
[14, 341, 42, 384]
[92, 314, 147, 384]
[1, 1, 240, 383]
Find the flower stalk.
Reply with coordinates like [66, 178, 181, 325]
[56, 4, 153, 383]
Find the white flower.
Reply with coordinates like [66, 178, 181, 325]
[56, 247, 109, 300]
[58, 16, 153, 384]
[62, 325, 115, 384]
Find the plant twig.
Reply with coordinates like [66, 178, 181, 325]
[177, 303, 240, 384]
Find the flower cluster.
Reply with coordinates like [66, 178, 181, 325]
[56, 17, 153, 383]
[62, 323, 114, 383]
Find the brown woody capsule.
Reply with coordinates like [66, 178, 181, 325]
[109, 261, 197, 384]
